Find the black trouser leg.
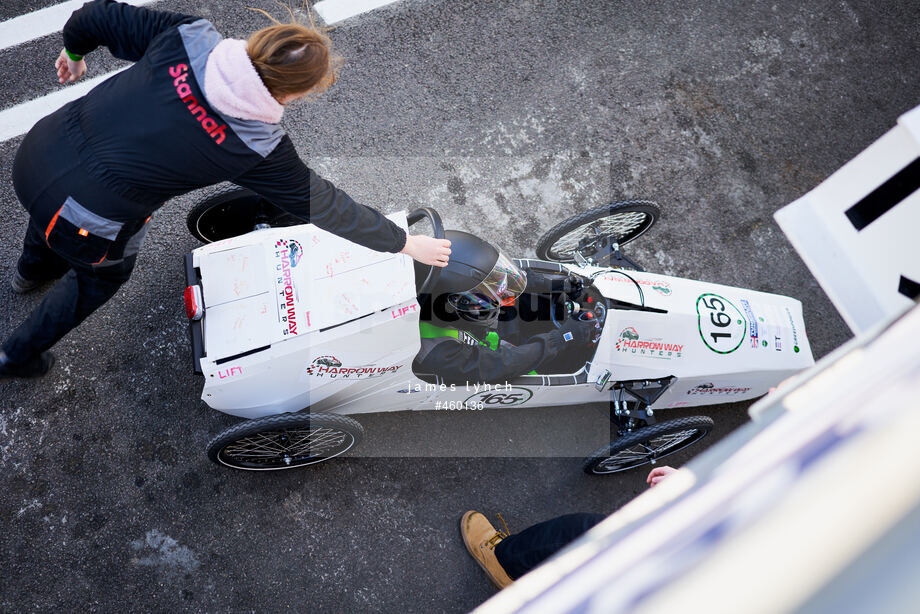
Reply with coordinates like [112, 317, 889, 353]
[17, 219, 71, 281]
[493, 513, 605, 580]
[2, 256, 135, 363]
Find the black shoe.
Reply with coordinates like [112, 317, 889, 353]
[10, 270, 44, 294]
[0, 351, 56, 379]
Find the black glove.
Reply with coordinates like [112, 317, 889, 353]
[525, 271, 584, 300]
[524, 271, 554, 294]
[558, 317, 597, 346]
[562, 273, 585, 301]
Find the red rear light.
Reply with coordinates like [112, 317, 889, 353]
[184, 285, 203, 320]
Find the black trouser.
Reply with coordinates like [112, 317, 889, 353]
[494, 513, 605, 580]
[3, 113, 145, 365]
[2, 220, 135, 363]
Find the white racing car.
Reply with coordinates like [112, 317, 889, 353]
[182, 188, 814, 473]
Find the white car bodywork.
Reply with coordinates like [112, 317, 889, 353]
[189, 213, 814, 420]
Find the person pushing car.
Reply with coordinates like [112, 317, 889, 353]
[0, 0, 450, 380]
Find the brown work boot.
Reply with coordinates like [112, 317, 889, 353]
[460, 510, 514, 589]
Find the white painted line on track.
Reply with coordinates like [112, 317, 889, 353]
[0, 68, 127, 142]
[0, 0, 396, 142]
[313, 0, 403, 24]
[0, 0, 160, 52]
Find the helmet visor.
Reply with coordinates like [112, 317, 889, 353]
[448, 252, 527, 312]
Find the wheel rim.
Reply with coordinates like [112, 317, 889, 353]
[194, 197, 301, 243]
[594, 428, 706, 474]
[217, 426, 356, 470]
[548, 210, 652, 261]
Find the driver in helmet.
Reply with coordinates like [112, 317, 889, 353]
[414, 231, 597, 386]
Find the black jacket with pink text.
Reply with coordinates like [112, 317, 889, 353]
[49, 0, 406, 253]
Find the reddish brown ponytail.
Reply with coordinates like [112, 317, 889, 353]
[247, 21, 342, 101]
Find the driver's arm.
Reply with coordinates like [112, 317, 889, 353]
[414, 316, 596, 386]
[523, 269, 584, 298]
[415, 333, 565, 386]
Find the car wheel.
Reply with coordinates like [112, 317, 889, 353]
[582, 416, 713, 475]
[536, 200, 659, 265]
[207, 412, 364, 471]
[187, 184, 302, 243]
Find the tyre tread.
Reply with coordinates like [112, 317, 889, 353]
[582, 415, 713, 475]
[186, 184, 259, 243]
[535, 200, 660, 262]
[207, 412, 364, 470]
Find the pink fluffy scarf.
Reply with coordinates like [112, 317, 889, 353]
[204, 38, 284, 124]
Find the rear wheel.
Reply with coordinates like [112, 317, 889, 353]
[536, 201, 659, 265]
[583, 416, 713, 475]
[187, 184, 303, 243]
[207, 412, 364, 471]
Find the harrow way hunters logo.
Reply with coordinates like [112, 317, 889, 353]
[602, 274, 673, 296]
[687, 383, 752, 396]
[306, 356, 402, 379]
[615, 327, 684, 359]
[275, 239, 304, 267]
[273, 239, 306, 336]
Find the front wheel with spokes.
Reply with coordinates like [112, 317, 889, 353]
[536, 201, 659, 266]
[207, 412, 364, 471]
[582, 416, 713, 475]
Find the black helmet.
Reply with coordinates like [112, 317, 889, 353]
[430, 230, 526, 325]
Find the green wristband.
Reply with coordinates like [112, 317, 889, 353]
[64, 48, 84, 62]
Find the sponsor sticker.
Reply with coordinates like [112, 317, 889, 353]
[650, 281, 673, 296]
[736, 300, 801, 353]
[463, 386, 533, 407]
[686, 383, 752, 396]
[740, 299, 793, 351]
[739, 299, 760, 348]
[615, 327, 684, 359]
[274, 239, 306, 336]
[312, 355, 342, 368]
[697, 293, 746, 354]
[306, 356, 401, 379]
[601, 274, 673, 296]
[784, 307, 801, 353]
[275, 239, 304, 267]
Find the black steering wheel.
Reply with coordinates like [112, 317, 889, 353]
[407, 207, 446, 295]
[550, 296, 596, 328]
[549, 293, 569, 329]
[550, 290, 606, 346]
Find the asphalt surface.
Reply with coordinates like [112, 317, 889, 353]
[1, 0, 918, 611]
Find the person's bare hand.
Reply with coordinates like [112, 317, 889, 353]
[400, 234, 451, 267]
[55, 48, 86, 84]
[646, 466, 677, 487]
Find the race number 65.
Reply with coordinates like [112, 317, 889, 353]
[464, 387, 534, 408]
[696, 293, 746, 354]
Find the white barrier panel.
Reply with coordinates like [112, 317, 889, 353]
[774, 104, 920, 334]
